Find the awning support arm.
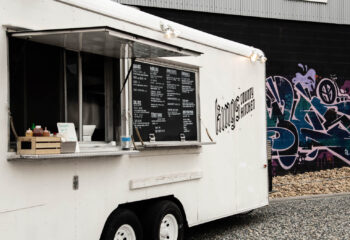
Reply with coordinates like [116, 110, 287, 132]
[120, 58, 136, 95]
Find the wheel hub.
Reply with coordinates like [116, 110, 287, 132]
[159, 214, 178, 240]
[115, 224, 136, 240]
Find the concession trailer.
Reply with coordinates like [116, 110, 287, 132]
[0, 0, 268, 239]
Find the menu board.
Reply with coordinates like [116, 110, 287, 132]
[132, 61, 197, 141]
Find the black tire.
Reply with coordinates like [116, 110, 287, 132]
[143, 200, 185, 240]
[101, 208, 143, 240]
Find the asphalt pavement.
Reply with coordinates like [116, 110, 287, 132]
[186, 193, 350, 240]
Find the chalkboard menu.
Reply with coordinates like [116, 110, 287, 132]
[132, 61, 197, 141]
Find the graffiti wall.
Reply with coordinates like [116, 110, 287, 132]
[267, 64, 350, 176]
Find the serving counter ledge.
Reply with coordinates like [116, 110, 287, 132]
[7, 150, 139, 161]
[141, 141, 216, 148]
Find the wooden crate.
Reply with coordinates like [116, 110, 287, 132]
[17, 137, 61, 155]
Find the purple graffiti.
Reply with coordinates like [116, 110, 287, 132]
[267, 63, 350, 174]
[292, 64, 316, 92]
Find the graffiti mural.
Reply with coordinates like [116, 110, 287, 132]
[267, 64, 350, 176]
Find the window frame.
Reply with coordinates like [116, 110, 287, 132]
[7, 25, 203, 153]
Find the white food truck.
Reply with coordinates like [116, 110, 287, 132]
[0, 0, 268, 239]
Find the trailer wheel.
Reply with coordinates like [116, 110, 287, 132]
[102, 208, 143, 240]
[143, 200, 184, 240]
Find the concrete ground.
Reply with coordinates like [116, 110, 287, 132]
[186, 193, 350, 240]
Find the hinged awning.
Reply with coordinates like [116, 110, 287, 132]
[10, 26, 202, 58]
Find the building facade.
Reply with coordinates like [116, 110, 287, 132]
[115, 0, 350, 176]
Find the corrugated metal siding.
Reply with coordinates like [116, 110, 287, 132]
[113, 0, 350, 25]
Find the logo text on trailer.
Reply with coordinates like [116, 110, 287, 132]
[215, 87, 255, 135]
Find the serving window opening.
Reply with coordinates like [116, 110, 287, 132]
[9, 38, 120, 148]
[8, 26, 202, 155]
